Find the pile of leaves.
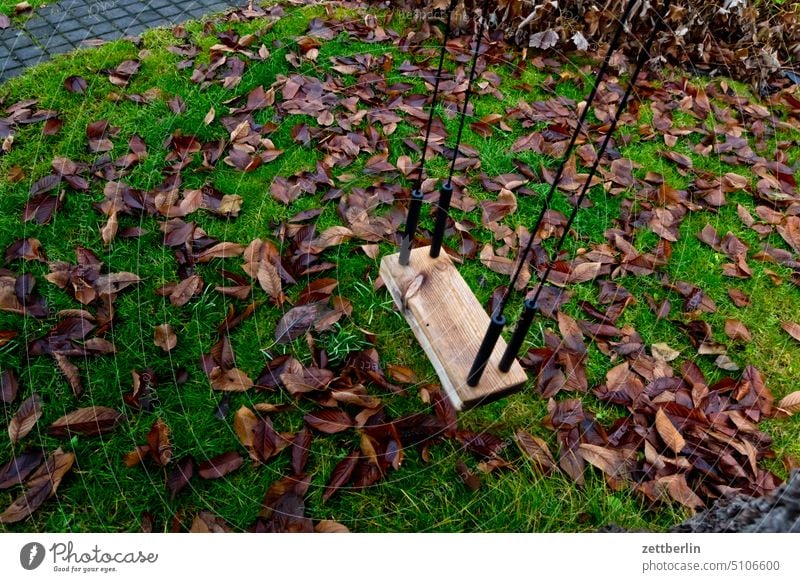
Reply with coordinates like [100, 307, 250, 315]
[391, 0, 800, 90]
[2, 1, 800, 531]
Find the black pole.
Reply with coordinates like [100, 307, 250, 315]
[430, 0, 491, 259]
[493, 0, 640, 316]
[467, 0, 641, 385]
[399, 189, 425, 265]
[467, 313, 506, 387]
[412, 0, 459, 193]
[499, 0, 671, 371]
[497, 298, 536, 371]
[399, 0, 457, 266]
[429, 182, 453, 258]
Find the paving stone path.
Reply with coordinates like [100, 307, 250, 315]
[1, 0, 244, 82]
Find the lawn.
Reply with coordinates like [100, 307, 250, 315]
[1, 1, 799, 532]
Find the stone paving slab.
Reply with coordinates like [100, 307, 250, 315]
[0, 0, 244, 82]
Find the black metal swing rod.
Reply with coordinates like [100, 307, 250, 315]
[498, 0, 673, 373]
[465, 0, 642, 386]
[429, 0, 494, 259]
[399, 0, 459, 266]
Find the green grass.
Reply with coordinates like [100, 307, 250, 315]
[1, 2, 799, 533]
[1, 0, 48, 17]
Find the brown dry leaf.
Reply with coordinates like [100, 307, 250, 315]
[101, 212, 118, 246]
[94, 272, 141, 295]
[0, 369, 19, 404]
[147, 419, 173, 466]
[577, 444, 629, 478]
[651, 343, 680, 362]
[479, 244, 515, 276]
[725, 319, 752, 342]
[190, 511, 233, 533]
[781, 322, 800, 343]
[233, 406, 258, 448]
[312, 226, 353, 251]
[275, 304, 320, 344]
[203, 107, 215, 125]
[0, 448, 74, 524]
[8, 393, 42, 444]
[198, 451, 243, 479]
[154, 323, 177, 352]
[53, 353, 82, 397]
[655, 408, 686, 454]
[776, 391, 800, 417]
[660, 474, 705, 510]
[123, 445, 150, 468]
[209, 367, 253, 392]
[515, 429, 557, 475]
[386, 365, 418, 384]
[455, 460, 481, 491]
[315, 520, 350, 533]
[196, 242, 244, 262]
[323, 451, 358, 502]
[169, 274, 203, 307]
[304, 409, 353, 434]
[728, 289, 750, 307]
[49, 406, 123, 437]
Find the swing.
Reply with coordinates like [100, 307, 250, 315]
[381, 0, 671, 410]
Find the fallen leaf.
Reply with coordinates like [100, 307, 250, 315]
[655, 408, 686, 454]
[0, 448, 74, 524]
[455, 460, 481, 491]
[651, 343, 680, 362]
[323, 451, 358, 501]
[8, 393, 42, 444]
[578, 444, 629, 478]
[167, 457, 194, 500]
[777, 391, 800, 417]
[315, 520, 349, 533]
[515, 430, 557, 474]
[304, 409, 353, 434]
[64, 76, 88, 94]
[154, 324, 177, 352]
[147, 419, 172, 466]
[781, 322, 800, 343]
[209, 367, 253, 392]
[0, 449, 44, 490]
[0, 369, 19, 404]
[275, 304, 320, 344]
[725, 319, 752, 342]
[198, 451, 243, 479]
[49, 406, 123, 437]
